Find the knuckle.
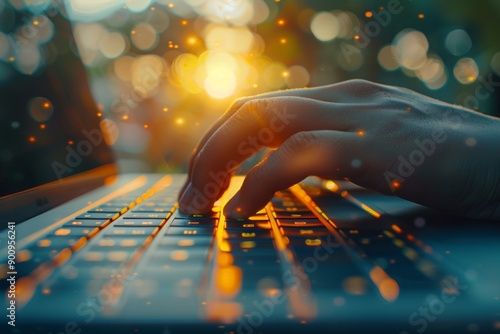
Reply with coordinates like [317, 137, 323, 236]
[346, 78, 373, 86]
[284, 131, 320, 153]
[237, 99, 272, 123]
[342, 79, 388, 95]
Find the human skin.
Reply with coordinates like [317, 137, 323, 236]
[177, 79, 500, 220]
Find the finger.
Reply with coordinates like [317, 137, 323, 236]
[223, 130, 369, 218]
[178, 80, 380, 199]
[179, 96, 364, 214]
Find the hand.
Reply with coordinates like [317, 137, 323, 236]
[178, 79, 500, 220]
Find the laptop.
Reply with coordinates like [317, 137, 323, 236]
[1, 3, 499, 334]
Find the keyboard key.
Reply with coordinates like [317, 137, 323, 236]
[276, 219, 324, 227]
[280, 227, 331, 237]
[102, 201, 131, 207]
[165, 227, 215, 236]
[114, 219, 165, 227]
[64, 220, 109, 228]
[123, 212, 171, 219]
[82, 249, 134, 263]
[231, 254, 281, 267]
[35, 236, 86, 249]
[170, 219, 218, 227]
[139, 202, 173, 207]
[221, 240, 276, 255]
[76, 213, 118, 220]
[88, 207, 125, 213]
[225, 221, 271, 230]
[225, 214, 269, 222]
[272, 206, 309, 213]
[132, 206, 171, 213]
[105, 227, 158, 236]
[273, 212, 317, 219]
[149, 248, 208, 266]
[95, 236, 148, 248]
[51, 227, 100, 238]
[224, 230, 272, 240]
[159, 236, 212, 248]
[175, 212, 219, 219]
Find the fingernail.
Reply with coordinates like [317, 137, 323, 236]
[178, 183, 195, 214]
[224, 192, 247, 219]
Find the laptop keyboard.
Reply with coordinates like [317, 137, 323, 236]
[3, 176, 459, 322]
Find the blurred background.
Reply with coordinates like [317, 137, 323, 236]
[2, 0, 500, 174]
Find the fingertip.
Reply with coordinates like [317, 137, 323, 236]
[223, 192, 246, 219]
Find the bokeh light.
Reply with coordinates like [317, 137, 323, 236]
[285, 65, 310, 88]
[453, 57, 479, 84]
[100, 32, 127, 59]
[28, 97, 53, 122]
[445, 29, 472, 56]
[491, 52, 500, 76]
[310, 12, 339, 42]
[0, 32, 13, 61]
[378, 45, 399, 71]
[394, 29, 429, 71]
[14, 43, 42, 74]
[126, 0, 152, 13]
[130, 23, 158, 50]
[23, 0, 51, 14]
[417, 56, 447, 90]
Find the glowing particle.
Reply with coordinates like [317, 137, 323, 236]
[168, 3, 174, 8]
[97, 112, 102, 117]
[8, 57, 14, 62]
[28, 136, 36, 143]
[357, 130, 365, 136]
[150, 6, 155, 11]
[354, 35, 360, 40]
[418, 14, 425, 19]
[163, 107, 169, 112]
[392, 181, 401, 189]
[33, 20, 39, 26]
[365, 11, 373, 18]
[144, 124, 149, 129]
[282, 71, 289, 77]
[280, 38, 287, 44]
[122, 115, 129, 120]
[43, 102, 51, 109]
[68, 140, 74, 145]
[277, 19, 285, 26]
[176, 118, 184, 125]
[187, 36, 197, 45]
[40, 124, 46, 129]
[131, 30, 136, 35]
[181, 20, 188, 26]
[252, 84, 258, 88]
